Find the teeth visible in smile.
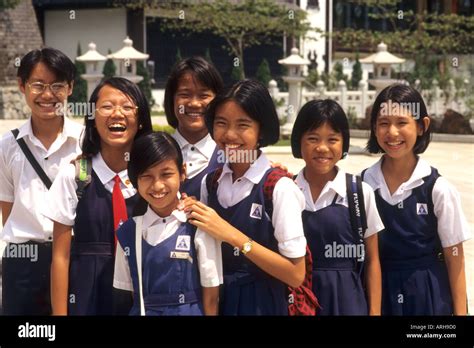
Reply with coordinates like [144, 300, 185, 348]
[150, 192, 166, 199]
[387, 141, 403, 146]
[226, 144, 240, 149]
[108, 123, 126, 132]
[38, 103, 55, 107]
[187, 112, 202, 117]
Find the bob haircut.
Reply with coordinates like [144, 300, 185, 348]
[82, 77, 153, 157]
[366, 83, 431, 154]
[128, 131, 184, 188]
[205, 79, 280, 148]
[17, 47, 76, 85]
[164, 56, 224, 128]
[291, 99, 350, 159]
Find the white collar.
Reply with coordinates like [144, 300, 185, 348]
[173, 130, 216, 159]
[363, 156, 432, 192]
[142, 205, 187, 230]
[16, 116, 82, 141]
[219, 152, 271, 185]
[92, 152, 129, 186]
[295, 166, 347, 204]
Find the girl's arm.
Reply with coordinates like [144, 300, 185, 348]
[51, 221, 72, 315]
[443, 243, 467, 315]
[364, 233, 382, 315]
[202, 286, 219, 315]
[189, 201, 305, 288]
[1, 201, 13, 226]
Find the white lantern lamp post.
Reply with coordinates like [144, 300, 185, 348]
[76, 42, 107, 99]
[278, 47, 310, 137]
[360, 42, 405, 93]
[108, 37, 149, 84]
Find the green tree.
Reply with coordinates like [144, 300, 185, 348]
[137, 61, 154, 107]
[330, 0, 473, 89]
[0, 0, 20, 9]
[231, 64, 243, 82]
[351, 53, 362, 90]
[176, 47, 183, 63]
[69, 42, 87, 104]
[102, 49, 116, 80]
[255, 58, 272, 87]
[333, 61, 348, 84]
[204, 47, 213, 64]
[127, 0, 311, 79]
[306, 68, 320, 87]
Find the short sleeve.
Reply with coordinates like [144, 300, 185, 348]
[272, 177, 307, 258]
[361, 182, 385, 238]
[433, 177, 471, 247]
[113, 242, 133, 291]
[195, 228, 223, 287]
[42, 163, 78, 226]
[0, 135, 14, 202]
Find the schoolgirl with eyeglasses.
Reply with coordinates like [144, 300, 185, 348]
[44, 77, 153, 315]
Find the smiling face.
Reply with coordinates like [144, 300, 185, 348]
[137, 159, 186, 217]
[173, 72, 216, 142]
[18, 62, 73, 120]
[213, 100, 260, 171]
[301, 122, 343, 178]
[94, 85, 139, 151]
[374, 106, 428, 161]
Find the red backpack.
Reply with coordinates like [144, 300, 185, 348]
[263, 169, 319, 316]
[207, 167, 319, 316]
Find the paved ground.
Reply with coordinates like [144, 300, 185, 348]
[0, 117, 473, 314]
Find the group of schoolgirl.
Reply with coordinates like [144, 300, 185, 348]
[1, 47, 470, 317]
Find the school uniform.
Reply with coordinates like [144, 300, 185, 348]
[43, 153, 138, 315]
[363, 157, 471, 315]
[113, 205, 222, 316]
[0, 116, 83, 315]
[172, 131, 221, 199]
[200, 153, 307, 315]
[295, 167, 384, 316]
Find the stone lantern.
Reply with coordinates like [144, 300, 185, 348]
[76, 42, 107, 99]
[278, 47, 310, 135]
[360, 42, 405, 92]
[108, 37, 149, 84]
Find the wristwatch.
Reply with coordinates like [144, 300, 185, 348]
[241, 239, 253, 255]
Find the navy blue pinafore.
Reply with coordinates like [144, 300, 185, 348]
[303, 189, 368, 315]
[117, 218, 203, 316]
[181, 147, 221, 199]
[68, 171, 138, 315]
[207, 168, 288, 316]
[373, 167, 453, 315]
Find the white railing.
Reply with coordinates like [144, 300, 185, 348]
[269, 78, 470, 120]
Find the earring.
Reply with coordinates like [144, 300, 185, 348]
[139, 124, 143, 130]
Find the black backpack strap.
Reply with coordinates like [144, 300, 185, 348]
[74, 157, 92, 200]
[345, 173, 366, 243]
[356, 175, 368, 233]
[205, 168, 223, 197]
[361, 168, 368, 181]
[11, 129, 52, 189]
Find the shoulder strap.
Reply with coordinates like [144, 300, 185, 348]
[74, 157, 92, 200]
[205, 167, 223, 196]
[345, 173, 367, 243]
[11, 129, 52, 189]
[263, 168, 291, 218]
[134, 216, 146, 316]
